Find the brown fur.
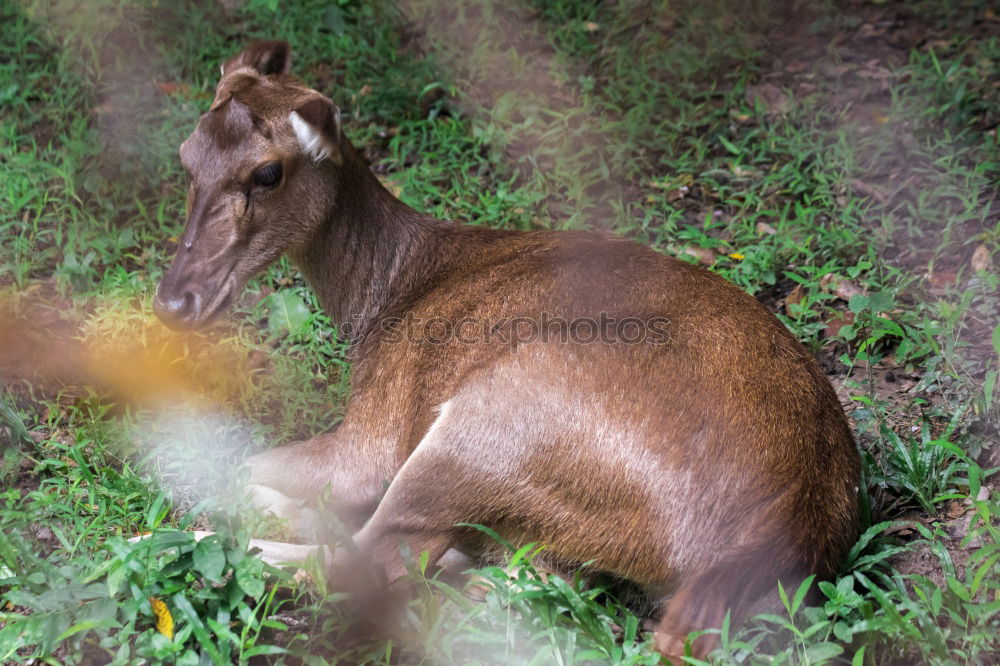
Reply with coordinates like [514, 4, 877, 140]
[154, 41, 861, 660]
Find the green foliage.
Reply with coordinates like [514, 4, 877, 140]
[0, 513, 296, 663]
[1, 0, 998, 663]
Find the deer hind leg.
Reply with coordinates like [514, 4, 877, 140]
[338, 459, 468, 589]
[325, 396, 521, 597]
[653, 549, 785, 662]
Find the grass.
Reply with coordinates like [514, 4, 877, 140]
[1, 0, 999, 663]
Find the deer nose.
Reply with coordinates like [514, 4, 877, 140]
[153, 288, 200, 329]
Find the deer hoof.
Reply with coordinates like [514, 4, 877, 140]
[653, 630, 688, 664]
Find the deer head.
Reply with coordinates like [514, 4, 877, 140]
[153, 40, 344, 329]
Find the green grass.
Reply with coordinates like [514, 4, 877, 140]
[1, 0, 999, 663]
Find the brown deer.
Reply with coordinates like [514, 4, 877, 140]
[153, 40, 860, 660]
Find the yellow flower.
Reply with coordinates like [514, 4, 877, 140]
[728, 252, 745, 260]
[149, 597, 174, 639]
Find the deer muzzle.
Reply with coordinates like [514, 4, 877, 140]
[153, 253, 237, 331]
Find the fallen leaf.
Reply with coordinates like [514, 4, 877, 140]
[945, 500, 965, 519]
[971, 243, 992, 272]
[155, 81, 191, 96]
[834, 278, 865, 302]
[848, 178, 888, 204]
[745, 83, 791, 116]
[756, 222, 777, 235]
[820, 63, 854, 78]
[584, 21, 600, 31]
[666, 185, 690, 202]
[681, 246, 717, 266]
[822, 310, 855, 338]
[882, 513, 926, 536]
[923, 39, 952, 51]
[784, 284, 807, 315]
[928, 269, 957, 289]
[944, 514, 970, 541]
[857, 67, 892, 80]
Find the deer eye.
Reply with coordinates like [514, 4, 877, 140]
[253, 162, 282, 188]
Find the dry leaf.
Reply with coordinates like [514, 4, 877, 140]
[945, 500, 965, 520]
[584, 21, 600, 31]
[928, 269, 957, 289]
[857, 67, 892, 80]
[666, 185, 690, 202]
[155, 81, 190, 96]
[756, 222, 777, 235]
[820, 63, 854, 77]
[784, 284, 807, 315]
[745, 83, 791, 116]
[882, 513, 926, 536]
[834, 278, 865, 302]
[822, 310, 855, 338]
[848, 178, 888, 204]
[681, 246, 717, 266]
[971, 244, 992, 272]
[924, 39, 952, 51]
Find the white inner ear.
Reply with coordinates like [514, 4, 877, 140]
[289, 111, 333, 163]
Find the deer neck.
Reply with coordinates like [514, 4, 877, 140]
[290, 142, 448, 343]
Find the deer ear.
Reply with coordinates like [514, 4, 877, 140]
[221, 40, 291, 77]
[289, 97, 342, 164]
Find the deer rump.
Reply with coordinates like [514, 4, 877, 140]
[153, 40, 861, 660]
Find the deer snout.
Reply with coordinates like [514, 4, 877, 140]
[152, 286, 202, 330]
